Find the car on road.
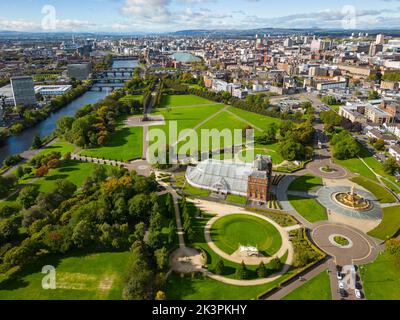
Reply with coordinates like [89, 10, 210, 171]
[355, 289, 362, 299]
[339, 289, 348, 298]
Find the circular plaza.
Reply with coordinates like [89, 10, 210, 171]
[204, 212, 291, 265]
[316, 185, 382, 220]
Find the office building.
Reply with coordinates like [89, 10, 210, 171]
[10, 76, 36, 107]
[67, 62, 92, 80]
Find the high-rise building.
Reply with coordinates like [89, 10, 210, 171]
[376, 34, 385, 45]
[284, 38, 293, 47]
[10, 76, 36, 107]
[67, 62, 92, 80]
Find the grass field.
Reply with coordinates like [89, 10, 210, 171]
[37, 141, 76, 157]
[211, 214, 282, 257]
[165, 270, 295, 300]
[119, 94, 143, 103]
[288, 174, 323, 192]
[81, 126, 143, 162]
[368, 205, 400, 240]
[0, 251, 130, 300]
[334, 157, 378, 182]
[160, 94, 214, 107]
[34, 160, 102, 193]
[227, 106, 282, 131]
[350, 176, 397, 204]
[226, 194, 247, 205]
[282, 269, 331, 300]
[174, 175, 210, 198]
[288, 195, 328, 223]
[361, 251, 400, 300]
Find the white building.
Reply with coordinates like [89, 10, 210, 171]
[34, 85, 73, 96]
[388, 145, 400, 161]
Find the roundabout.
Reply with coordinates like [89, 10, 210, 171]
[311, 223, 377, 265]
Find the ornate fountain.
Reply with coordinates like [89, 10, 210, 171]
[333, 185, 372, 211]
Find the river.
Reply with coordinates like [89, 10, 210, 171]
[0, 59, 139, 164]
[0, 91, 107, 164]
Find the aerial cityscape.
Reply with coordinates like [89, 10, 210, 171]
[1, 0, 400, 305]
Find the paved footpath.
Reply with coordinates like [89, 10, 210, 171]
[265, 259, 331, 300]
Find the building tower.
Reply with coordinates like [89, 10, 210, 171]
[247, 155, 273, 203]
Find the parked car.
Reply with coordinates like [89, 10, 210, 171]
[336, 272, 343, 280]
[339, 289, 348, 298]
[336, 265, 343, 272]
[339, 281, 345, 290]
[355, 282, 362, 290]
[355, 289, 362, 299]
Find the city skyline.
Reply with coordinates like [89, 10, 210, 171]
[1, 0, 400, 33]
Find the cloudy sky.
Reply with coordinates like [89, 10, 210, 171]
[1, 0, 400, 32]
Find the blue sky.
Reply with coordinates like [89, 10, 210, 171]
[1, 0, 400, 32]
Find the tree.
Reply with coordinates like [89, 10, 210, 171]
[154, 247, 168, 271]
[31, 135, 42, 149]
[257, 262, 267, 278]
[92, 165, 107, 183]
[279, 139, 306, 161]
[71, 220, 94, 248]
[267, 257, 282, 272]
[168, 220, 176, 245]
[17, 185, 39, 209]
[122, 246, 154, 300]
[55, 180, 77, 200]
[155, 291, 166, 300]
[165, 193, 175, 219]
[383, 157, 400, 175]
[133, 222, 146, 241]
[36, 166, 49, 177]
[373, 139, 385, 151]
[368, 91, 379, 100]
[214, 259, 225, 275]
[16, 166, 24, 178]
[236, 261, 249, 280]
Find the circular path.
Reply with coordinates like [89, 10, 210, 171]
[316, 186, 382, 220]
[306, 160, 350, 179]
[311, 223, 378, 266]
[204, 211, 292, 265]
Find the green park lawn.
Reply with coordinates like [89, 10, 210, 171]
[288, 174, 323, 192]
[236, 143, 284, 165]
[227, 106, 282, 130]
[173, 175, 210, 198]
[361, 251, 400, 300]
[119, 94, 143, 103]
[211, 214, 282, 257]
[81, 126, 143, 162]
[0, 251, 130, 300]
[32, 160, 102, 194]
[165, 270, 295, 300]
[160, 94, 214, 107]
[350, 176, 397, 204]
[334, 157, 378, 182]
[226, 194, 248, 205]
[288, 195, 328, 223]
[37, 141, 76, 157]
[282, 269, 331, 300]
[368, 205, 400, 240]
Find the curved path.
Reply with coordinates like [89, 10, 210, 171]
[311, 222, 379, 266]
[195, 199, 293, 266]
